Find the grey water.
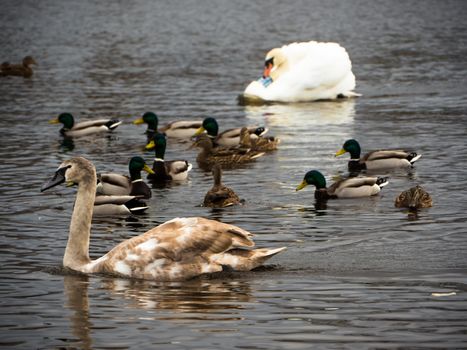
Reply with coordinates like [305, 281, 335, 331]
[1, 0, 467, 349]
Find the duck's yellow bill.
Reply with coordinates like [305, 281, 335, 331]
[145, 140, 155, 150]
[133, 118, 144, 125]
[143, 164, 155, 174]
[193, 126, 205, 136]
[335, 148, 347, 157]
[49, 118, 60, 124]
[295, 180, 307, 191]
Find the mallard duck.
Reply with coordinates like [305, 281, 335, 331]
[0, 56, 37, 77]
[93, 195, 148, 216]
[193, 117, 268, 147]
[296, 170, 389, 200]
[239, 127, 280, 152]
[193, 134, 265, 170]
[49, 113, 122, 137]
[204, 164, 241, 208]
[96, 157, 154, 199]
[395, 185, 433, 210]
[40, 157, 286, 281]
[145, 133, 192, 182]
[335, 139, 422, 172]
[133, 112, 202, 144]
[241, 41, 359, 103]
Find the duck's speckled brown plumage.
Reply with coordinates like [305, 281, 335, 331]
[204, 164, 240, 208]
[395, 185, 433, 210]
[239, 127, 280, 152]
[193, 134, 265, 170]
[0, 56, 36, 77]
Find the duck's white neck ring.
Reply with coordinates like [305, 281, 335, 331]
[154, 158, 164, 162]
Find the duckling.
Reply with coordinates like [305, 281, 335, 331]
[133, 112, 202, 144]
[335, 139, 421, 172]
[239, 127, 280, 152]
[40, 157, 286, 281]
[204, 164, 241, 208]
[395, 185, 432, 210]
[193, 133, 265, 170]
[296, 170, 389, 200]
[96, 157, 154, 199]
[145, 133, 192, 182]
[93, 195, 148, 216]
[193, 117, 268, 147]
[49, 113, 122, 137]
[0, 56, 37, 77]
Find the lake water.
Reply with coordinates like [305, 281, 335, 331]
[1, 0, 467, 349]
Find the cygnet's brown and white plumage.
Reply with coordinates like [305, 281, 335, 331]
[41, 157, 285, 281]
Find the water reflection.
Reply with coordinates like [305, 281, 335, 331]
[63, 273, 253, 330]
[243, 99, 355, 127]
[63, 275, 92, 350]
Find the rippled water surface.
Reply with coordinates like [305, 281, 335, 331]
[1, 0, 467, 349]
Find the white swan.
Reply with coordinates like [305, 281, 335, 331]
[41, 157, 285, 281]
[242, 41, 359, 103]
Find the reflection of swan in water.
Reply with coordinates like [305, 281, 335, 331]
[63, 275, 92, 350]
[63, 273, 253, 340]
[244, 99, 355, 128]
[101, 277, 252, 314]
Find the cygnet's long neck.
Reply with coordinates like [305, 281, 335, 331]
[63, 171, 96, 270]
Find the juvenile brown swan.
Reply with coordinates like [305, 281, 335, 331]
[41, 157, 285, 280]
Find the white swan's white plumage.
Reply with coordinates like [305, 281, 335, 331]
[243, 41, 359, 103]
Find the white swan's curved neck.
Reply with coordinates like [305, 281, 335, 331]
[63, 178, 96, 270]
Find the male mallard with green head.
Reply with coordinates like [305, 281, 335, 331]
[335, 139, 421, 172]
[296, 170, 389, 201]
[193, 117, 268, 147]
[145, 133, 192, 182]
[49, 113, 121, 137]
[133, 112, 202, 145]
[96, 156, 154, 199]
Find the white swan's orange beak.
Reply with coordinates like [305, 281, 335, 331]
[263, 63, 273, 78]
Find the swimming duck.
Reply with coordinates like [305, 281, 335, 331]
[0, 56, 37, 77]
[193, 117, 268, 147]
[49, 113, 122, 137]
[335, 139, 421, 172]
[133, 112, 202, 144]
[40, 157, 286, 281]
[241, 41, 359, 103]
[203, 164, 241, 208]
[96, 157, 154, 199]
[394, 185, 433, 210]
[192, 134, 265, 170]
[145, 133, 192, 182]
[93, 195, 148, 216]
[239, 127, 280, 152]
[296, 170, 389, 200]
